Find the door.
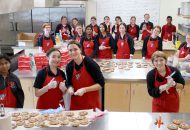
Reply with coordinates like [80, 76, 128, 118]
[105, 81, 130, 111]
[130, 82, 152, 112]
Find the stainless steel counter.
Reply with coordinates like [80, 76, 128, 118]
[4, 108, 190, 130]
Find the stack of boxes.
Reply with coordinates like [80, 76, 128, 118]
[60, 50, 72, 68]
[18, 55, 32, 71]
[34, 53, 48, 70]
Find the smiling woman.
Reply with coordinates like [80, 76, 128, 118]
[146, 51, 185, 112]
[66, 40, 105, 110]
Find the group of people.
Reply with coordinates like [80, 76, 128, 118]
[0, 13, 188, 113]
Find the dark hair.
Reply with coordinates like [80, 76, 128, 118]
[61, 16, 67, 21]
[76, 23, 82, 28]
[46, 48, 61, 57]
[104, 16, 110, 20]
[167, 16, 172, 20]
[91, 16, 97, 20]
[115, 16, 122, 22]
[85, 25, 93, 32]
[0, 54, 11, 63]
[119, 22, 127, 30]
[67, 40, 81, 49]
[99, 23, 107, 32]
[72, 17, 79, 21]
[144, 13, 150, 17]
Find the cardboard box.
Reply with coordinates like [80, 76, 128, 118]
[17, 33, 38, 47]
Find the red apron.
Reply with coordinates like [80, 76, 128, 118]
[146, 37, 159, 59]
[36, 69, 65, 109]
[75, 35, 82, 42]
[179, 44, 190, 58]
[0, 80, 17, 108]
[142, 23, 151, 40]
[93, 25, 99, 34]
[163, 25, 174, 41]
[128, 25, 137, 39]
[98, 35, 112, 59]
[42, 36, 54, 53]
[83, 40, 95, 57]
[60, 26, 70, 40]
[152, 66, 179, 112]
[116, 36, 130, 59]
[70, 59, 101, 110]
[106, 24, 111, 33]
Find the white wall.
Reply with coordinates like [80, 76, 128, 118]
[86, 0, 184, 28]
[159, 0, 183, 28]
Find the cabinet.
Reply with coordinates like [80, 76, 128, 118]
[130, 82, 152, 112]
[179, 82, 190, 113]
[105, 81, 130, 111]
[19, 78, 35, 108]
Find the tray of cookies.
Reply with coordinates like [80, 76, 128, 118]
[10, 109, 94, 129]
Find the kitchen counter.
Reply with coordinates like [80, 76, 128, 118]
[4, 108, 190, 130]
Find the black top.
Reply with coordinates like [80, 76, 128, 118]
[80, 37, 99, 58]
[37, 34, 56, 47]
[33, 66, 66, 89]
[178, 42, 190, 54]
[142, 36, 163, 57]
[55, 23, 72, 37]
[114, 34, 135, 54]
[97, 33, 115, 52]
[126, 24, 140, 39]
[0, 73, 25, 108]
[146, 66, 185, 98]
[140, 21, 154, 30]
[65, 56, 105, 88]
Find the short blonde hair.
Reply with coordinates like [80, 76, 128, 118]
[151, 51, 167, 63]
[42, 23, 51, 28]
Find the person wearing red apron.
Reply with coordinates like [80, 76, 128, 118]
[37, 23, 56, 53]
[112, 16, 122, 38]
[71, 18, 79, 36]
[115, 23, 135, 59]
[33, 48, 67, 109]
[142, 26, 163, 59]
[140, 13, 154, 40]
[98, 23, 114, 59]
[177, 33, 190, 61]
[104, 16, 112, 33]
[127, 16, 140, 41]
[73, 24, 84, 43]
[80, 25, 98, 58]
[66, 40, 105, 110]
[55, 16, 72, 40]
[90, 16, 99, 38]
[0, 54, 24, 108]
[161, 16, 176, 41]
[146, 51, 185, 112]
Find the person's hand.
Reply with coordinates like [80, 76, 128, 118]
[47, 78, 57, 89]
[93, 31, 98, 36]
[59, 81, 67, 93]
[133, 37, 137, 41]
[159, 84, 168, 94]
[67, 87, 74, 95]
[99, 46, 106, 50]
[166, 77, 176, 87]
[74, 88, 86, 96]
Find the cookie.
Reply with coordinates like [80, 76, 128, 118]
[76, 116, 86, 120]
[35, 122, 47, 128]
[79, 111, 88, 116]
[173, 119, 182, 125]
[80, 119, 89, 125]
[65, 112, 74, 117]
[30, 112, 39, 117]
[22, 115, 30, 120]
[57, 116, 67, 121]
[60, 120, 69, 126]
[179, 122, 190, 129]
[167, 123, 178, 130]
[24, 122, 34, 128]
[36, 116, 46, 122]
[28, 117, 36, 123]
[21, 112, 29, 116]
[12, 112, 20, 117]
[68, 117, 76, 122]
[12, 122, 17, 129]
[71, 121, 80, 127]
[16, 120, 25, 126]
[12, 116, 22, 121]
[48, 120, 59, 125]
